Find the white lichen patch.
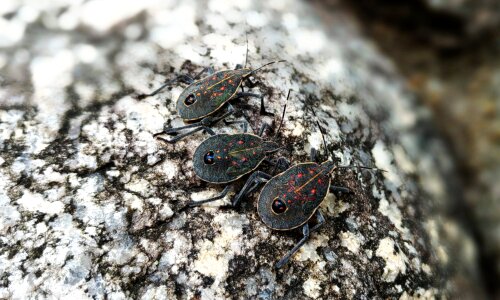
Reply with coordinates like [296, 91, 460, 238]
[421, 264, 431, 275]
[393, 145, 416, 173]
[124, 178, 153, 198]
[0, 193, 20, 235]
[378, 197, 402, 231]
[308, 131, 324, 151]
[321, 194, 350, 217]
[150, 3, 199, 49]
[190, 189, 231, 207]
[193, 213, 250, 287]
[376, 237, 408, 282]
[159, 160, 179, 181]
[295, 233, 329, 264]
[80, 0, 152, 33]
[303, 277, 322, 298]
[291, 122, 305, 136]
[419, 156, 446, 200]
[17, 191, 64, 215]
[376, 186, 413, 241]
[159, 232, 191, 271]
[340, 231, 364, 254]
[372, 141, 402, 187]
[0, 110, 25, 146]
[424, 220, 449, 265]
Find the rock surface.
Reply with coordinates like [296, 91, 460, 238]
[338, 0, 500, 294]
[0, 0, 486, 299]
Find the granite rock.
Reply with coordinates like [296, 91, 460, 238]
[0, 0, 485, 298]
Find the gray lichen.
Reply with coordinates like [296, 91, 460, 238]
[0, 0, 485, 299]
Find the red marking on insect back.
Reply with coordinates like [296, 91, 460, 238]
[238, 140, 244, 145]
[297, 173, 303, 178]
[311, 188, 316, 195]
[288, 200, 292, 204]
[220, 86, 225, 91]
[232, 161, 238, 166]
[318, 179, 322, 184]
[241, 157, 248, 162]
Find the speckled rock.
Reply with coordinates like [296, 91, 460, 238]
[0, 0, 486, 299]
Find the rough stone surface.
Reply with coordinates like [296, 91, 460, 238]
[0, 0, 486, 299]
[337, 0, 500, 294]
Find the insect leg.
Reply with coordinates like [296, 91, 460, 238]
[310, 210, 326, 234]
[245, 180, 262, 195]
[275, 224, 310, 269]
[244, 77, 260, 89]
[223, 119, 249, 133]
[138, 75, 194, 99]
[257, 123, 271, 136]
[187, 185, 232, 207]
[329, 185, 352, 195]
[273, 157, 291, 173]
[275, 210, 325, 269]
[206, 103, 237, 123]
[231, 171, 272, 207]
[155, 126, 217, 143]
[310, 148, 319, 162]
[194, 67, 215, 79]
[234, 92, 274, 117]
[154, 120, 217, 143]
[157, 104, 237, 143]
[267, 157, 290, 174]
[203, 103, 248, 131]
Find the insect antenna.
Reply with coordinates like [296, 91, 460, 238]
[309, 107, 386, 173]
[309, 107, 330, 160]
[274, 88, 291, 139]
[249, 60, 286, 76]
[335, 165, 387, 172]
[244, 32, 249, 69]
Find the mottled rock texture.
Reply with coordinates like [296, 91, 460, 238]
[336, 0, 500, 294]
[0, 0, 487, 299]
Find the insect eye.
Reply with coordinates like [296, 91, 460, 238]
[204, 151, 215, 164]
[184, 94, 196, 106]
[272, 198, 287, 214]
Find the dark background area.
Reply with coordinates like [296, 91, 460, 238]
[315, 0, 500, 296]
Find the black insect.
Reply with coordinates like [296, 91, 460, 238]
[186, 90, 292, 208]
[139, 43, 285, 143]
[255, 109, 383, 268]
